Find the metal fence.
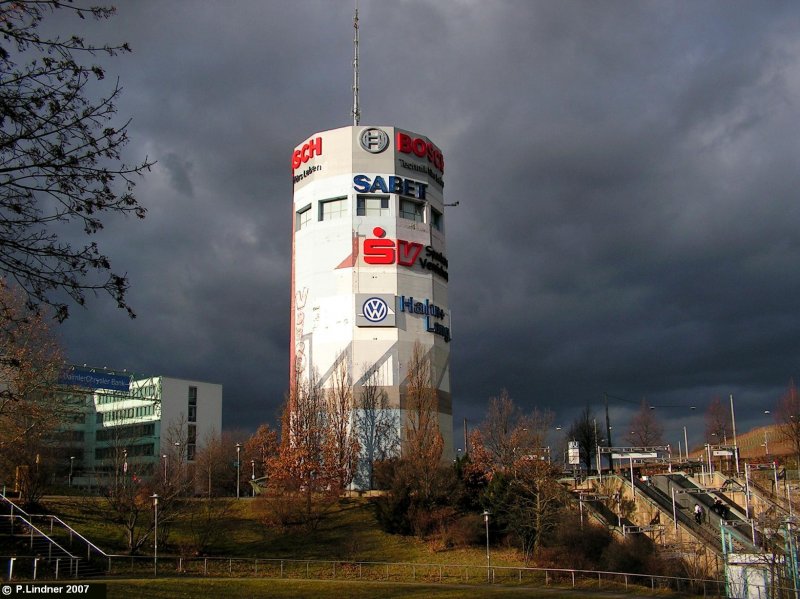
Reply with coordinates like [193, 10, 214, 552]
[3, 554, 727, 596]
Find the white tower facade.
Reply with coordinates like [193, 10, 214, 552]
[290, 125, 453, 464]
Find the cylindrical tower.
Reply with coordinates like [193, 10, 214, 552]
[290, 125, 453, 475]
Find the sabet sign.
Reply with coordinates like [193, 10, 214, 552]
[363, 227, 448, 280]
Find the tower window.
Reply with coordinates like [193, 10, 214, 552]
[357, 195, 390, 217]
[400, 198, 425, 223]
[431, 208, 443, 231]
[319, 197, 348, 221]
[295, 205, 312, 231]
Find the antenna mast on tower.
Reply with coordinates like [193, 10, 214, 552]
[352, 2, 360, 126]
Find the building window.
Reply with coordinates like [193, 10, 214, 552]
[188, 386, 197, 423]
[295, 205, 312, 231]
[319, 197, 348, 221]
[187, 424, 197, 462]
[431, 208, 443, 231]
[400, 198, 425, 223]
[357, 195, 390, 217]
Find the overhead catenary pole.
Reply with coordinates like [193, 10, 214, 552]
[730, 394, 740, 475]
[684, 426, 689, 461]
[604, 393, 612, 469]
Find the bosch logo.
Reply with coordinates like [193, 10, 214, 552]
[291, 136, 323, 171]
[396, 132, 444, 173]
[359, 128, 389, 154]
[362, 297, 389, 323]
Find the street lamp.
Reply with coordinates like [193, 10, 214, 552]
[235, 443, 242, 499]
[151, 494, 159, 576]
[69, 456, 75, 487]
[162, 454, 168, 484]
[482, 509, 491, 582]
[250, 459, 255, 497]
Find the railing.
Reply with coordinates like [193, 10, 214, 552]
[29, 515, 109, 563]
[0, 554, 724, 595]
[1, 555, 82, 581]
[1, 490, 108, 566]
[0, 515, 75, 561]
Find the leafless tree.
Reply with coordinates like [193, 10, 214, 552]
[0, 1, 153, 320]
[627, 400, 665, 447]
[89, 417, 190, 553]
[567, 407, 597, 472]
[705, 396, 730, 445]
[324, 353, 360, 489]
[353, 362, 399, 489]
[480, 389, 554, 472]
[403, 342, 444, 502]
[775, 381, 800, 466]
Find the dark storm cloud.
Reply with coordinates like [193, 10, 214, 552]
[50, 1, 800, 447]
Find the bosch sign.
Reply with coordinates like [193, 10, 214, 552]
[396, 132, 444, 174]
[292, 136, 323, 171]
[359, 128, 390, 153]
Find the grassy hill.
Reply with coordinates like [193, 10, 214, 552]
[41, 495, 523, 567]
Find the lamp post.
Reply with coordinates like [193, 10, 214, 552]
[250, 459, 255, 497]
[482, 509, 491, 582]
[151, 494, 159, 576]
[162, 454, 168, 484]
[235, 443, 242, 499]
[69, 456, 75, 487]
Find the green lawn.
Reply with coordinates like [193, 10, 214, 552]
[102, 577, 638, 599]
[41, 496, 523, 567]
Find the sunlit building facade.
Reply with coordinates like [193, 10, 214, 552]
[290, 126, 453, 468]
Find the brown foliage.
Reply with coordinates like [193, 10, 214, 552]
[403, 342, 444, 503]
[479, 389, 553, 472]
[0, 280, 66, 505]
[263, 361, 357, 529]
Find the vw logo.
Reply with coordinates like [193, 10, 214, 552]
[359, 128, 389, 154]
[362, 297, 389, 322]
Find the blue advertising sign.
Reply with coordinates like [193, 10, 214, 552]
[59, 366, 131, 392]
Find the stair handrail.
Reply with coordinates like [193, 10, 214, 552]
[1, 490, 31, 519]
[2, 489, 107, 562]
[30, 514, 108, 559]
[0, 514, 76, 559]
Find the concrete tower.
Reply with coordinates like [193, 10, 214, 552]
[290, 126, 453, 473]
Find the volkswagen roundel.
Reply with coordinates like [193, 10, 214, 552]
[355, 293, 396, 327]
[362, 297, 389, 322]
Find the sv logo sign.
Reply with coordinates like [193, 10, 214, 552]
[363, 227, 423, 266]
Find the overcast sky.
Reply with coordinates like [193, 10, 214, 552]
[46, 1, 800, 451]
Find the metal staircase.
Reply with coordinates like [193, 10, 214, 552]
[0, 492, 109, 579]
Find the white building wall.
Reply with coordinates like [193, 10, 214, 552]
[73, 373, 222, 483]
[291, 126, 453, 462]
